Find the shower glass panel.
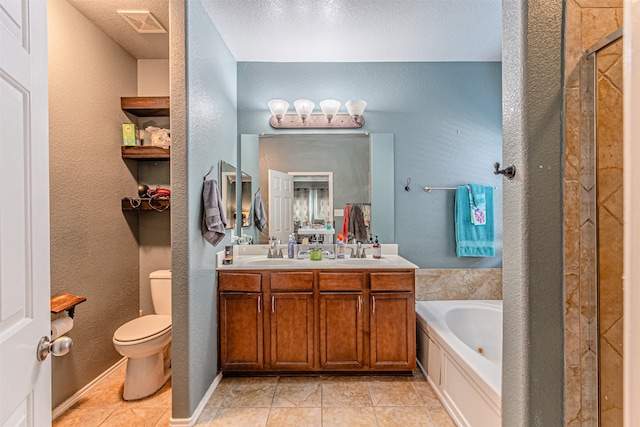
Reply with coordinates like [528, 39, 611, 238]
[583, 29, 623, 427]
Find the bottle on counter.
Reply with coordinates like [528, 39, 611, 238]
[288, 234, 296, 259]
[336, 233, 345, 259]
[373, 235, 382, 259]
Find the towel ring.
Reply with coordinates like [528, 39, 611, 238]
[404, 178, 411, 192]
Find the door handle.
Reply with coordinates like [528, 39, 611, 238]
[358, 295, 362, 313]
[36, 336, 72, 362]
[272, 296, 275, 313]
[372, 296, 376, 313]
[258, 295, 261, 313]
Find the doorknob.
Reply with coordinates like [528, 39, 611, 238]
[36, 335, 73, 362]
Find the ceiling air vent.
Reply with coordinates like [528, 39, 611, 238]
[117, 11, 167, 34]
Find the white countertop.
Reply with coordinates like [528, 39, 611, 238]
[217, 244, 418, 270]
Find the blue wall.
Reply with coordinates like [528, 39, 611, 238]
[172, 1, 238, 418]
[237, 62, 502, 268]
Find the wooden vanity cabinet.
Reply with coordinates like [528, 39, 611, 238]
[218, 273, 264, 371]
[369, 272, 416, 370]
[217, 268, 415, 374]
[269, 272, 314, 370]
[318, 272, 365, 369]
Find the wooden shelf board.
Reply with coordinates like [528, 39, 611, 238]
[121, 96, 170, 117]
[122, 197, 170, 211]
[121, 146, 170, 160]
[51, 293, 86, 314]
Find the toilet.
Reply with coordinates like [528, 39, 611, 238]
[113, 269, 172, 400]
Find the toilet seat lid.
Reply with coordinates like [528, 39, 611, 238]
[114, 315, 171, 342]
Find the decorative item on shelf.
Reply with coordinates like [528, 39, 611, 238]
[268, 98, 366, 129]
[123, 185, 171, 211]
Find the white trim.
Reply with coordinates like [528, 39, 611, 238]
[51, 358, 127, 420]
[169, 373, 223, 427]
[624, 4, 640, 427]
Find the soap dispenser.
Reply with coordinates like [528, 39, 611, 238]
[373, 235, 382, 259]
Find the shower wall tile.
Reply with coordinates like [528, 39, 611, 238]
[565, 364, 582, 427]
[565, 88, 581, 180]
[565, 0, 583, 88]
[565, 273, 581, 365]
[414, 269, 502, 301]
[576, 0, 622, 8]
[564, 181, 581, 271]
[596, 36, 623, 76]
[581, 8, 623, 50]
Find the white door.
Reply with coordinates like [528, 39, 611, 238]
[0, 1, 51, 426]
[268, 169, 294, 243]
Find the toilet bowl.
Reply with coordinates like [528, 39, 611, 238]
[113, 270, 172, 400]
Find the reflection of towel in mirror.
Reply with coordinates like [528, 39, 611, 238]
[254, 194, 267, 232]
[341, 205, 351, 238]
[348, 205, 369, 243]
[202, 179, 227, 247]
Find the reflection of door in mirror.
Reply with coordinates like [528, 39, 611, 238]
[268, 169, 294, 243]
[291, 172, 333, 243]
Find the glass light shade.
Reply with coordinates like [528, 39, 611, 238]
[345, 99, 367, 121]
[267, 99, 289, 123]
[320, 99, 341, 123]
[293, 99, 315, 123]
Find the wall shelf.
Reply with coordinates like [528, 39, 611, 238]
[51, 293, 86, 316]
[121, 146, 170, 160]
[121, 96, 170, 117]
[121, 197, 170, 212]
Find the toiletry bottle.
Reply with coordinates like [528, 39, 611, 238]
[337, 233, 345, 259]
[288, 234, 295, 259]
[373, 235, 382, 259]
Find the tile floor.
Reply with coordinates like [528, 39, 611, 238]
[196, 372, 455, 427]
[52, 363, 171, 427]
[53, 363, 455, 427]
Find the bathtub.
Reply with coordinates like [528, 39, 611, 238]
[416, 300, 502, 427]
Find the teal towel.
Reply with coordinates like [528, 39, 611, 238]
[455, 185, 495, 257]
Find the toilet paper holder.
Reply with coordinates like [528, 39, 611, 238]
[50, 293, 86, 319]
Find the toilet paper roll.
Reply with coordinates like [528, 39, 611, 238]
[51, 316, 73, 340]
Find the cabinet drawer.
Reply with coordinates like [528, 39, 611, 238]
[218, 272, 262, 292]
[370, 272, 414, 292]
[271, 272, 313, 291]
[319, 272, 363, 291]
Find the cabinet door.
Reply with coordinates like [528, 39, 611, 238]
[370, 293, 416, 370]
[270, 292, 314, 370]
[319, 293, 364, 369]
[219, 293, 264, 371]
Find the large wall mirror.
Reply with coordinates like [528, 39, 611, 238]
[238, 133, 394, 244]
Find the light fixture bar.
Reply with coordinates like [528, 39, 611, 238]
[269, 113, 365, 129]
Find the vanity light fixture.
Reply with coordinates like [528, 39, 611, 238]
[268, 98, 366, 129]
[267, 99, 289, 123]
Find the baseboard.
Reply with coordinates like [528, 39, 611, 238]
[169, 373, 222, 427]
[52, 358, 127, 420]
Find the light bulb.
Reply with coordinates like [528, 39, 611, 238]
[293, 99, 315, 123]
[320, 99, 341, 123]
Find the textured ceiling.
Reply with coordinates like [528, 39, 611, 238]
[66, 0, 502, 62]
[66, 0, 170, 59]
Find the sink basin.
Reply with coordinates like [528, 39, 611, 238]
[241, 258, 299, 267]
[338, 257, 394, 266]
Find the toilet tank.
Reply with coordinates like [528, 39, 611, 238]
[150, 270, 171, 315]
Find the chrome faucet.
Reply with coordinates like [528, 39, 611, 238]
[350, 242, 367, 258]
[267, 237, 283, 258]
